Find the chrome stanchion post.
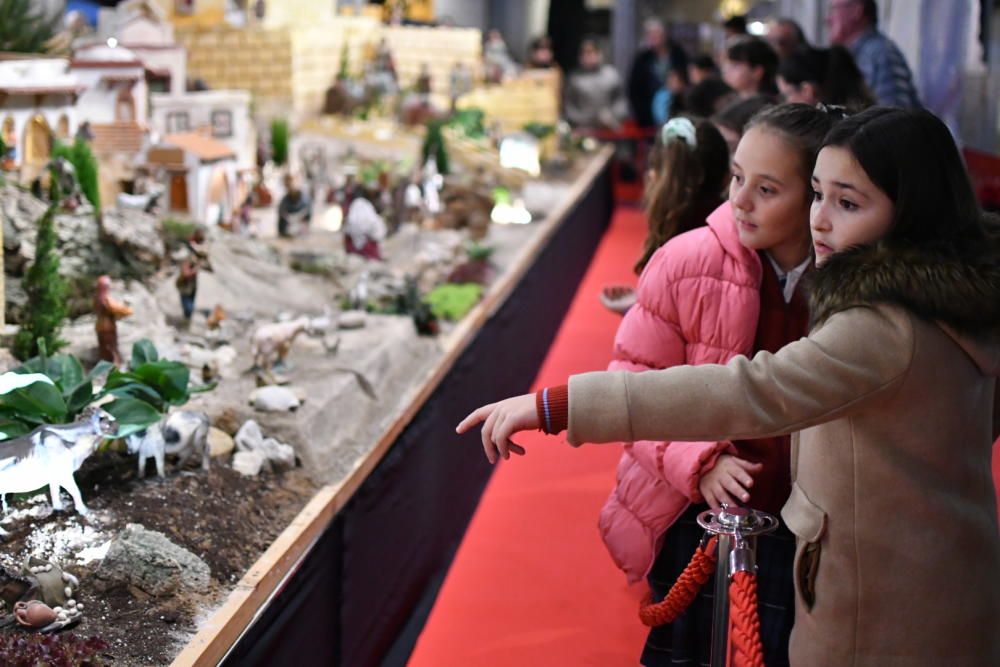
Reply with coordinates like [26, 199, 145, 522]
[698, 504, 779, 667]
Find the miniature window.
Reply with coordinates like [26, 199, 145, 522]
[211, 110, 233, 138]
[167, 111, 190, 134]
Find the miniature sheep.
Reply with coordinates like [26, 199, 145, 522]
[127, 411, 210, 478]
[250, 316, 312, 371]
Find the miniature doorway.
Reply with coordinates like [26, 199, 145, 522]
[206, 166, 231, 225]
[57, 114, 70, 140]
[23, 114, 51, 166]
[169, 172, 189, 212]
[1, 116, 15, 167]
[116, 87, 136, 123]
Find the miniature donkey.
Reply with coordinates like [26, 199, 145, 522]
[0, 407, 117, 532]
[126, 410, 210, 479]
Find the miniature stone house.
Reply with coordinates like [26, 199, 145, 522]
[150, 89, 254, 169]
[144, 132, 237, 226]
[96, 0, 188, 95]
[0, 58, 83, 181]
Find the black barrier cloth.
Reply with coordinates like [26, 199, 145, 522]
[223, 164, 612, 667]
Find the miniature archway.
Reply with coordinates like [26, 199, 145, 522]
[116, 87, 136, 123]
[23, 114, 51, 165]
[206, 165, 231, 226]
[57, 114, 70, 140]
[1, 115, 14, 152]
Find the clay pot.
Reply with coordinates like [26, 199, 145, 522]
[14, 600, 57, 628]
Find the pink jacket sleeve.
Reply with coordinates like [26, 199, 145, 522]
[608, 248, 733, 501]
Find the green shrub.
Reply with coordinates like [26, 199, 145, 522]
[52, 138, 101, 210]
[422, 119, 449, 175]
[0, 0, 61, 54]
[270, 118, 290, 166]
[13, 203, 67, 360]
[425, 283, 482, 321]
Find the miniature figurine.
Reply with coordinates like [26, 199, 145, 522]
[483, 29, 517, 83]
[343, 197, 387, 260]
[0, 407, 117, 527]
[449, 61, 474, 107]
[94, 275, 133, 366]
[0, 559, 82, 633]
[416, 62, 433, 103]
[277, 174, 312, 238]
[126, 411, 211, 478]
[175, 229, 210, 324]
[250, 316, 315, 371]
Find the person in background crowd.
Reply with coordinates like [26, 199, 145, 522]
[778, 45, 875, 110]
[687, 54, 720, 85]
[651, 67, 689, 126]
[723, 14, 748, 40]
[768, 18, 808, 59]
[527, 35, 556, 69]
[826, 0, 920, 108]
[600, 116, 730, 316]
[277, 174, 312, 238]
[712, 94, 776, 155]
[723, 37, 779, 98]
[628, 19, 690, 128]
[683, 78, 734, 118]
[564, 39, 629, 130]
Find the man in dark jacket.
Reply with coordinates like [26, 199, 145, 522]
[628, 19, 689, 128]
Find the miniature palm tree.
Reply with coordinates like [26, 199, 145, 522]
[0, 0, 62, 54]
[13, 201, 68, 360]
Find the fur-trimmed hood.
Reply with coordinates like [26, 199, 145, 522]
[807, 222, 1000, 374]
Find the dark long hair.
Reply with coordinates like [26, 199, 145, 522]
[821, 107, 986, 247]
[726, 37, 779, 95]
[638, 118, 729, 273]
[778, 46, 875, 110]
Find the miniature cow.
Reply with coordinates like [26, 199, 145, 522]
[0, 407, 117, 529]
[132, 411, 211, 479]
[250, 316, 313, 371]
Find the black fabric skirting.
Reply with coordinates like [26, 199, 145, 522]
[640, 504, 795, 667]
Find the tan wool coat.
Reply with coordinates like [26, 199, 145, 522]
[568, 239, 1000, 667]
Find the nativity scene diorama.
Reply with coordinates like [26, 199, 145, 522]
[0, 0, 595, 662]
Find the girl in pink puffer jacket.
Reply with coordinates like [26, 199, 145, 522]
[605, 104, 846, 667]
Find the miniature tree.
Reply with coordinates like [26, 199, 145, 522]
[422, 119, 450, 175]
[52, 139, 101, 210]
[13, 202, 67, 360]
[270, 119, 290, 167]
[337, 41, 351, 80]
[0, 0, 62, 53]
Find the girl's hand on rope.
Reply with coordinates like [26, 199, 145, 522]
[456, 394, 536, 464]
[698, 455, 763, 508]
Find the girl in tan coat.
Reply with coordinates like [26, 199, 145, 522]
[459, 107, 1000, 666]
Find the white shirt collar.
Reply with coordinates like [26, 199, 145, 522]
[765, 253, 812, 303]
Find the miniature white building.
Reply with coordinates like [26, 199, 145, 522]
[150, 89, 254, 168]
[144, 132, 237, 226]
[96, 0, 187, 94]
[0, 58, 83, 179]
[71, 44, 149, 127]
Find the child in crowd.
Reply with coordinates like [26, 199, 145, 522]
[712, 94, 775, 155]
[651, 67, 689, 126]
[459, 107, 1000, 666]
[777, 45, 874, 110]
[600, 104, 842, 667]
[683, 78, 734, 118]
[687, 54, 720, 85]
[600, 117, 729, 315]
[722, 37, 779, 98]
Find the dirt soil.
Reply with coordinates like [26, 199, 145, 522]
[0, 453, 317, 666]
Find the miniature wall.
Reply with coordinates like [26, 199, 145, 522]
[457, 69, 561, 133]
[174, 25, 293, 119]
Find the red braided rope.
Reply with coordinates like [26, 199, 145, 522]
[729, 570, 766, 667]
[638, 536, 718, 627]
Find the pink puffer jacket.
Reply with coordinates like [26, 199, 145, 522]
[601, 201, 764, 583]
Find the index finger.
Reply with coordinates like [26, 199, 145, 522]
[456, 404, 494, 434]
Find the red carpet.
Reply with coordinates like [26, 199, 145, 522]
[409, 207, 649, 666]
[409, 206, 1000, 667]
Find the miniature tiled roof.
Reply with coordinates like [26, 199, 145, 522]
[162, 132, 235, 161]
[90, 122, 145, 155]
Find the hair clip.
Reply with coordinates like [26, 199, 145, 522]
[817, 103, 848, 119]
[661, 117, 697, 148]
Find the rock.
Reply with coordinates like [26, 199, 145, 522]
[249, 385, 301, 412]
[338, 311, 366, 330]
[234, 420, 297, 473]
[207, 427, 235, 458]
[100, 208, 164, 267]
[232, 450, 264, 477]
[93, 524, 210, 597]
